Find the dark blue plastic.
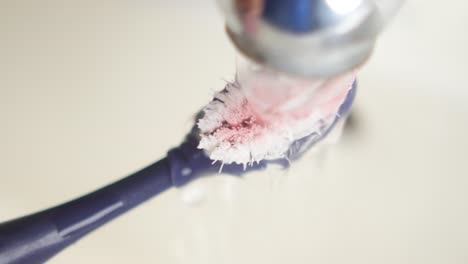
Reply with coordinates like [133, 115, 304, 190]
[0, 159, 172, 264]
[0, 82, 356, 264]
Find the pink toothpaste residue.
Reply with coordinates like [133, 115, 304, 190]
[198, 68, 356, 167]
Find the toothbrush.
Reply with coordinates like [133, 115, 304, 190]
[0, 0, 404, 261]
[0, 79, 356, 264]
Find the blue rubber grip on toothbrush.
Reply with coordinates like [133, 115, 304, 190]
[0, 82, 357, 264]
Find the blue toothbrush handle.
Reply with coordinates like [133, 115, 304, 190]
[0, 138, 220, 264]
[0, 158, 172, 264]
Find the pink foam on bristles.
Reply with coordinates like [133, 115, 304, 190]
[197, 68, 356, 168]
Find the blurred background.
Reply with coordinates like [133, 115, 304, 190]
[0, 0, 467, 263]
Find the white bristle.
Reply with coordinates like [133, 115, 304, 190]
[197, 68, 355, 167]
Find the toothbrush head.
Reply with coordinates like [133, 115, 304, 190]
[217, 0, 403, 78]
[168, 76, 355, 187]
[196, 69, 357, 168]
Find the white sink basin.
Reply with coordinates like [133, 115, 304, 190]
[0, 1, 467, 263]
